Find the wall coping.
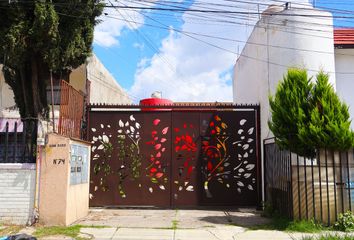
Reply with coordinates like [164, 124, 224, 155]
[0, 163, 36, 170]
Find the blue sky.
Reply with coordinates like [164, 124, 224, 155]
[92, 0, 354, 102]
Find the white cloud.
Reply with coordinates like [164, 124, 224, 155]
[94, 0, 155, 47]
[129, 0, 311, 102]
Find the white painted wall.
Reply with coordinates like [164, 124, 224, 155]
[0, 66, 17, 114]
[335, 48, 354, 129]
[87, 55, 132, 105]
[233, 6, 336, 143]
[0, 164, 36, 225]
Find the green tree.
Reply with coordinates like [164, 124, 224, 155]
[269, 69, 354, 157]
[0, 1, 103, 119]
[269, 68, 315, 157]
[300, 71, 354, 151]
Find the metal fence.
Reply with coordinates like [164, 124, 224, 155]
[0, 120, 37, 163]
[264, 138, 354, 225]
[58, 80, 85, 139]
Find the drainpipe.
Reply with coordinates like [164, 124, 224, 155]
[32, 121, 45, 225]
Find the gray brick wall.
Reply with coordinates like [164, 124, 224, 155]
[0, 164, 36, 225]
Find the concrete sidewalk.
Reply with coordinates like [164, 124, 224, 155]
[76, 208, 316, 240]
[80, 227, 330, 240]
[14, 209, 354, 239]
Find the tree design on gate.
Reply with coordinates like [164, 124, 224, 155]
[145, 118, 169, 193]
[90, 115, 142, 198]
[201, 115, 256, 198]
[174, 124, 197, 192]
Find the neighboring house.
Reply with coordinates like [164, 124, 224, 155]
[334, 29, 354, 128]
[0, 54, 131, 225]
[233, 4, 354, 145]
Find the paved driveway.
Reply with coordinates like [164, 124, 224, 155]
[77, 208, 270, 229]
[76, 208, 300, 240]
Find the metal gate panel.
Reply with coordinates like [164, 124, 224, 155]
[88, 104, 261, 207]
[199, 111, 259, 206]
[89, 111, 172, 206]
[171, 112, 201, 206]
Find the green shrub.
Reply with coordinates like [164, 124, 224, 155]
[334, 211, 354, 232]
[269, 69, 354, 158]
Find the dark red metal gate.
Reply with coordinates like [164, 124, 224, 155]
[88, 104, 261, 207]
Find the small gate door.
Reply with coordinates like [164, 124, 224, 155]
[199, 111, 259, 206]
[89, 111, 172, 206]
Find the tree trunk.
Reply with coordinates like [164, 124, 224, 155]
[31, 56, 39, 118]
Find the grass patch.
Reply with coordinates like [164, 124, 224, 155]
[33, 225, 84, 239]
[249, 216, 325, 233]
[33, 224, 108, 240]
[0, 225, 23, 237]
[302, 234, 354, 240]
[171, 220, 179, 230]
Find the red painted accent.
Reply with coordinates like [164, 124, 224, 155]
[334, 29, 354, 46]
[140, 98, 173, 111]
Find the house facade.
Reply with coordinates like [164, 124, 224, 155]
[233, 4, 336, 145]
[0, 54, 131, 225]
[334, 29, 354, 128]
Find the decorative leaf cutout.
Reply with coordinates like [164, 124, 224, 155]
[100, 124, 104, 128]
[186, 186, 194, 191]
[162, 127, 169, 135]
[238, 129, 243, 134]
[243, 152, 249, 158]
[159, 185, 165, 190]
[119, 120, 124, 127]
[156, 172, 163, 178]
[242, 144, 249, 150]
[248, 185, 254, 190]
[130, 115, 135, 121]
[135, 122, 141, 129]
[214, 115, 221, 121]
[130, 126, 135, 132]
[247, 138, 254, 143]
[246, 164, 255, 170]
[91, 128, 96, 132]
[161, 148, 166, 152]
[237, 181, 244, 187]
[156, 152, 161, 158]
[240, 119, 247, 125]
[118, 129, 123, 133]
[217, 143, 222, 149]
[160, 138, 167, 143]
[248, 127, 254, 135]
[125, 121, 129, 127]
[155, 144, 162, 150]
[244, 173, 251, 178]
[179, 186, 183, 191]
[221, 122, 227, 129]
[216, 126, 221, 133]
[149, 187, 153, 193]
[153, 119, 161, 126]
[102, 135, 109, 143]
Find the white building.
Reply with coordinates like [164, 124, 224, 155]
[334, 29, 354, 127]
[233, 4, 354, 144]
